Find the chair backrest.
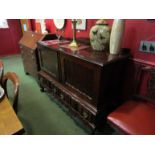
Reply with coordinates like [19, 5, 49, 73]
[134, 64, 155, 103]
[2, 72, 19, 112]
[145, 67, 155, 101]
[0, 60, 4, 84]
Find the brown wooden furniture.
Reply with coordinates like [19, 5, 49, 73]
[107, 65, 155, 134]
[19, 31, 57, 78]
[20, 19, 31, 33]
[2, 72, 19, 113]
[37, 39, 128, 131]
[0, 60, 4, 84]
[0, 96, 23, 135]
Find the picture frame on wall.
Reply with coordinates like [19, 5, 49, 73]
[35, 19, 47, 34]
[0, 19, 9, 28]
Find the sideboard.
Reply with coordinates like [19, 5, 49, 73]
[37, 39, 128, 131]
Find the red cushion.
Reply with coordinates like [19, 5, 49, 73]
[107, 100, 155, 135]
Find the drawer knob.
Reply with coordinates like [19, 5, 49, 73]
[83, 111, 88, 119]
[60, 94, 64, 100]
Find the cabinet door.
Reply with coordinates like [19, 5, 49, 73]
[60, 53, 101, 106]
[38, 46, 59, 80]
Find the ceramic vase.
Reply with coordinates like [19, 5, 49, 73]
[89, 19, 111, 51]
[110, 19, 125, 55]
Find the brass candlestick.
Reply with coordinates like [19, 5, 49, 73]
[69, 19, 78, 48]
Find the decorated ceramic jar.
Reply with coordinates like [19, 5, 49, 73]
[89, 19, 111, 51]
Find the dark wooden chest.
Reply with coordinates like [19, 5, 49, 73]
[37, 39, 128, 130]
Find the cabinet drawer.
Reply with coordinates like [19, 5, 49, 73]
[70, 97, 96, 125]
[38, 73, 96, 129]
[79, 105, 95, 125]
[56, 89, 71, 107]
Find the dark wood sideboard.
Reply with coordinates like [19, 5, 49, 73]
[37, 39, 128, 131]
[19, 31, 57, 78]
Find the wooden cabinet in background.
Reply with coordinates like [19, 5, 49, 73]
[19, 31, 57, 78]
[37, 39, 128, 131]
[20, 19, 31, 33]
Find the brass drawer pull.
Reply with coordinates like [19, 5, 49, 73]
[83, 111, 89, 119]
[60, 94, 64, 100]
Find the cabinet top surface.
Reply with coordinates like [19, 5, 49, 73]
[19, 31, 45, 50]
[19, 32, 57, 50]
[38, 39, 126, 67]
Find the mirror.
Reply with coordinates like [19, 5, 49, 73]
[53, 19, 65, 29]
[53, 19, 65, 40]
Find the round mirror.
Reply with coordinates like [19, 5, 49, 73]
[53, 19, 65, 29]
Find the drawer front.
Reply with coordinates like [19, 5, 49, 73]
[49, 82, 71, 107]
[38, 74, 96, 128]
[70, 97, 96, 126]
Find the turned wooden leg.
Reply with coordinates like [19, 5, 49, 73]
[40, 87, 46, 92]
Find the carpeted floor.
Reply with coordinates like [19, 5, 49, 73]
[2, 54, 117, 135]
[2, 54, 90, 135]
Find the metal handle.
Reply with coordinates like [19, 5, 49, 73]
[83, 111, 88, 119]
[60, 94, 64, 100]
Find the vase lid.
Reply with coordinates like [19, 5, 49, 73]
[96, 19, 108, 25]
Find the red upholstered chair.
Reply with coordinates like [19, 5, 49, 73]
[107, 66, 155, 135]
